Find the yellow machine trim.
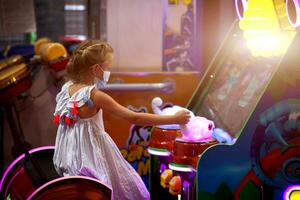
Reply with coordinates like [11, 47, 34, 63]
[0, 63, 28, 80]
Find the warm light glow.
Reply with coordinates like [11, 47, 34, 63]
[238, 0, 296, 57]
[235, 0, 248, 20]
[239, 0, 280, 30]
[243, 30, 295, 57]
[284, 185, 300, 200]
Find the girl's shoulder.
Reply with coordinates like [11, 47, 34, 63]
[90, 87, 109, 101]
[67, 84, 95, 107]
[55, 81, 72, 102]
[90, 87, 119, 111]
[61, 81, 73, 92]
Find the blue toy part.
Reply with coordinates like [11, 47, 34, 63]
[6, 44, 35, 61]
[68, 44, 80, 54]
[212, 128, 235, 144]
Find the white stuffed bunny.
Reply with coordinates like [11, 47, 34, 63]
[151, 97, 194, 117]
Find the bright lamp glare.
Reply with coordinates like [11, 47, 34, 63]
[243, 30, 295, 57]
[238, 0, 296, 57]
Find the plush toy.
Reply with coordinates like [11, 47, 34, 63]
[152, 97, 214, 142]
[151, 97, 194, 129]
[180, 116, 215, 142]
[151, 97, 236, 144]
[152, 97, 213, 141]
[151, 97, 195, 117]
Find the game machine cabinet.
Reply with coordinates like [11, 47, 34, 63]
[167, 119, 219, 200]
[5, 44, 35, 62]
[0, 55, 33, 160]
[148, 97, 182, 200]
[149, 0, 299, 199]
[190, 0, 300, 199]
[148, 98, 230, 200]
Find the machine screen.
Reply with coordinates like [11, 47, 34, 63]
[196, 34, 280, 136]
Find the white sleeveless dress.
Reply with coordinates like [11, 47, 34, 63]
[53, 81, 150, 200]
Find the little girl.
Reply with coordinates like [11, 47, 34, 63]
[53, 40, 190, 200]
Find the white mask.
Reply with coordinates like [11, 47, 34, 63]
[96, 66, 110, 89]
[102, 70, 111, 83]
[98, 65, 110, 83]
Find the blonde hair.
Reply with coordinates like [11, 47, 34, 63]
[66, 40, 113, 82]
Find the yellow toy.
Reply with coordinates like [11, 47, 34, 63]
[160, 169, 173, 188]
[169, 176, 181, 195]
[34, 38, 67, 62]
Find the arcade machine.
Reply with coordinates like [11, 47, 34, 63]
[194, 0, 300, 199]
[149, 0, 299, 199]
[149, 98, 229, 200]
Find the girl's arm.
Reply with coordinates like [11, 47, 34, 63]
[93, 89, 190, 126]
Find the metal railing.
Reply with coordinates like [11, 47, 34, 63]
[99, 79, 175, 93]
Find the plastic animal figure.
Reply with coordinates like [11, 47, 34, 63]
[180, 116, 215, 142]
[151, 97, 236, 143]
[212, 128, 236, 144]
[151, 97, 194, 117]
[151, 97, 194, 130]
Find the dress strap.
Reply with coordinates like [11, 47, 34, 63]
[67, 85, 95, 108]
[53, 83, 95, 126]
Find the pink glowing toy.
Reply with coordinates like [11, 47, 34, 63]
[180, 116, 215, 142]
[151, 97, 215, 142]
[151, 97, 195, 130]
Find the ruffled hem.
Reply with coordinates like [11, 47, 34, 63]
[54, 125, 149, 200]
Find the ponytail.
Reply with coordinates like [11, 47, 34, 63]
[65, 40, 113, 82]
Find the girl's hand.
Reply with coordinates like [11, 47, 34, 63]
[174, 110, 191, 124]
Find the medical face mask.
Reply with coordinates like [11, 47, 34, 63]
[96, 65, 111, 88]
[102, 69, 111, 83]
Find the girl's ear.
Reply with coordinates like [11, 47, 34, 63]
[90, 64, 99, 76]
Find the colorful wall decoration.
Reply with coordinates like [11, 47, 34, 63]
[162, 0, 196, 71]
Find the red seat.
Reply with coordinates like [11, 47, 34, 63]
[0, 146, 58, 200]
[28, 176, 113, 200]
[1, 146, 113, 200]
